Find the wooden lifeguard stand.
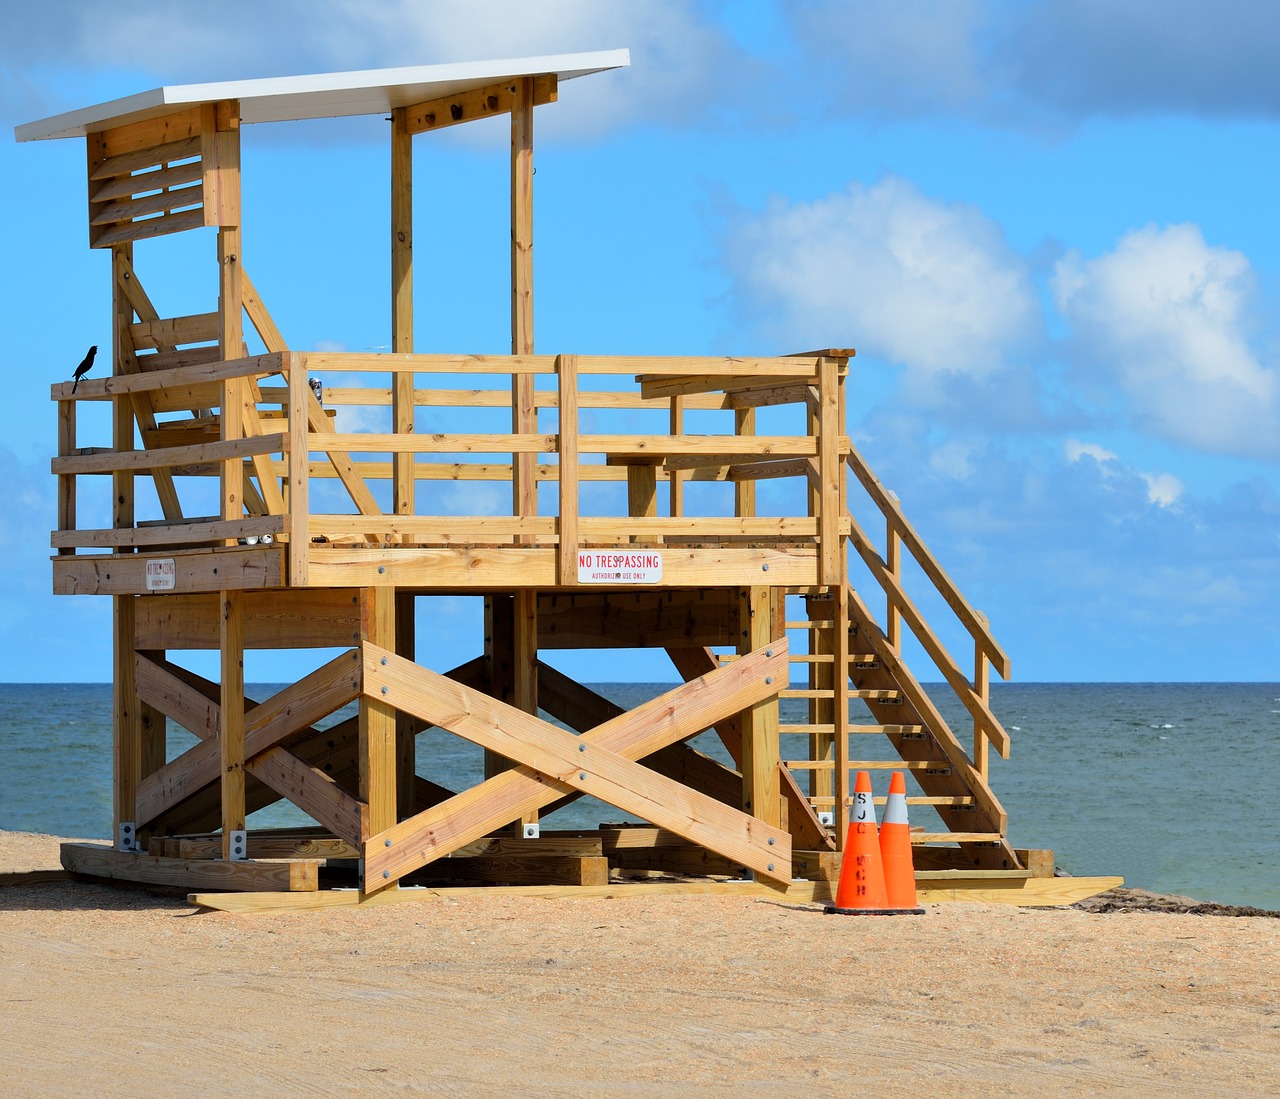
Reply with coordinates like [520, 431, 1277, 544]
[19, 51, 1118, 910]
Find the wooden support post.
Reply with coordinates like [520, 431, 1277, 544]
[510, 76, 536, 538]
[113, 596, 140, 850]
[484, 595, 514, 781]
[361, 587, 397, 886]
[739, 586, 781, 829]
[817, 357, 840, 586]
[833, 586, 851, 846]
[391, 106, 415, 521]
[514, 587, 539, 834]
[556, 354, 579, 584]
[216, 102, 244, 542]
[220, 590, 245, 860]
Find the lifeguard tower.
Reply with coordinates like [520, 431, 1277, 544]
[18, 51, 1117, 910]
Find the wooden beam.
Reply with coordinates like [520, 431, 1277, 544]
[62, 842, 317, 892]
[360, 589, 398, 877]
[113, 595, 140, 848]
[510, 77, 536, 543]
[403, 74, 556, 136]
[133, 589, 361, 649]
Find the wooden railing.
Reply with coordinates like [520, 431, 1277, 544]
[840, 440, 1011, 780]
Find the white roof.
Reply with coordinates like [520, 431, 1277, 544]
[15, 49, 630, 142]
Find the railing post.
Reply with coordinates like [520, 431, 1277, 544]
[57, 396, 76, 556]
[669, 394, 684, 517]
[886, 520, 902, 650]
[817, 357, 840, 586]
[974, 644, 990, 781]
[556, 353, 579, 585]
[734, 405, 756, 519]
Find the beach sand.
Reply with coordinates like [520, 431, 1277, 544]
[2, 831, 1276, 1097]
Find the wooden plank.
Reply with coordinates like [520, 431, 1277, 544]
[511, 76, 537, 549]
[203, 101, 240, 228]
[98, 111, 205, 160]
[52, 515, 283, 550]
[91, 183, 203, 227]
[92, 208, 207, 248]
[584, 434, 824, 458]
[301, 546, 819, 589]
[134, 589, 360, 650]
[188, 873, 1129, 913]
[91, 158, 204, 203]
[639, 372, 816, 401]
[52, 431, 287, 475]
[54, 546, 283, 596]
[363, 642, 791, 884]
[113, 596, 140, 847]
[164, 835, 360, 861]
[62, 843, 318, 892]
[817, 357, 840, 586]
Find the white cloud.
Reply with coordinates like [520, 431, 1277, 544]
[723, 176, 1040, 378]
[1065, 438, 1185, 507]
[1053, 223, 1280, 460]
[1065, 439, 1118, 464]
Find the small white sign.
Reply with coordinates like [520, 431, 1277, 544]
[577, 550, 663, 584]
[145, 558, 176, 591]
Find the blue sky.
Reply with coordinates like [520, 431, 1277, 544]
[2, 0, 1278, 683]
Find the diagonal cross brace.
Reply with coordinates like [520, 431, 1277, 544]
[363, 640, 791, 886]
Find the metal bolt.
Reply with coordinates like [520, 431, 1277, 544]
[381, 685, 389, 695]
[378, 566, 385, 574]
[380, 656, 388, 666]
[767, 863, 775, 872]
[765, 676, 773, 685]
[768, 837, 775, 845]
[579, 743, 586, 752]
[385, 839, 392, 848]
[766, 649, 773, 657]
[579, 772, 586, 780]
[383, 870, 390, 879]
[762, 563, 769, 571]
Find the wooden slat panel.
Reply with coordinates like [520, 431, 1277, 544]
[51, 432, 287, 475]
[62, 842, 317, 892]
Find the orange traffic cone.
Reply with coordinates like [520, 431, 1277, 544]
[826, 771, 888, 914]
[879, 771, 925, 914]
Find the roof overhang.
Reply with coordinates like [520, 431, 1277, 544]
[15, 49, 630, 142]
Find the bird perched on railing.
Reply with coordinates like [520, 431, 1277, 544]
[71, 345, 98, 393]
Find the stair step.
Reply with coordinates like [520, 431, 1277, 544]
[779, 723, 926, 736]
[805, 795, 976, 808]
[786, 760, 950, 772]
[780, 688, 902, 701]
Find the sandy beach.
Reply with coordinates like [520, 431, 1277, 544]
[2, 830, 1276, 1097]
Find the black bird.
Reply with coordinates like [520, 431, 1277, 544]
[71, 345, 97, 393]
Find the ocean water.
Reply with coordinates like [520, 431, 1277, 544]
[1, 681, 1276, 909]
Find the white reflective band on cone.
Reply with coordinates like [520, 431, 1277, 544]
[883, 792, 909, 826]
[853, 789, 877, 824]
